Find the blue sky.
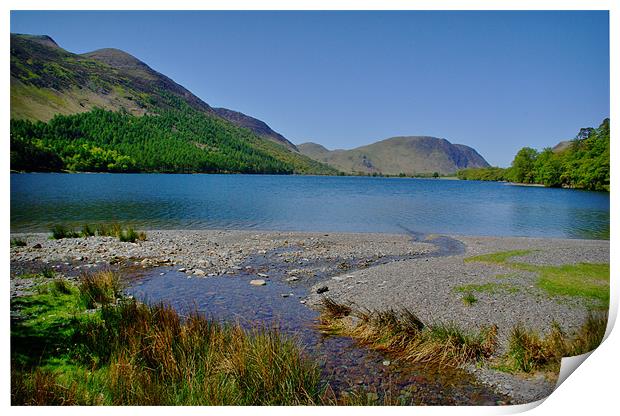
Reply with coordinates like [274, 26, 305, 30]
[10, 11, 609, 167]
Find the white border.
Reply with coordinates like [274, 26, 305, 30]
[3, 2, 616, 415]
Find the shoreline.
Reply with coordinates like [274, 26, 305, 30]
[10, 229, 610, 404]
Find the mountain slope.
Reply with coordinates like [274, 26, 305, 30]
[213, 108, 297, 151]
[299, 136, 490, 175]
[10, 33, 295, 150]
[10, 33, 337, 175]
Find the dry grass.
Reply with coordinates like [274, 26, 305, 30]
[503, 313, 608, 373]
[78, 270, 122, 308]
[11, 369, 79, 405]
[319, 298, 496, 368]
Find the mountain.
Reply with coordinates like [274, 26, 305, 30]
[298, 136, 490, 175]
[10, 33, 336, 175]
[552, 140, 573, 153]
[213, 108, 297, 151]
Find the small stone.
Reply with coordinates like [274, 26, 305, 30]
[185, 270, 193, 274]
[178, 268, 186, 272]
[382, 360, 391, 366]
[281, 293, 290, 298]
[32, 243, 42, 249]
[194, 269, 206, 276]
[300, 300, 306, 304]
[316, 286, 329, 294]
[286, 276, 298, 282]
[250, 279, 266, 286]
[257, 273, 269, 278]
[141, 259, 149, 265]
[207, 273, 216, 277]
[159, 272, 165, 276]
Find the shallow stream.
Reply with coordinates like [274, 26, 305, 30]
[125, 233, 507, 405]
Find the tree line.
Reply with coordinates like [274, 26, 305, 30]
[10, 100, 336, 175]
[457, 118, 609, 191]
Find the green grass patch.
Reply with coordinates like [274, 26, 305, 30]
[454, 282, 519, 294]
[535, 263, 609, 307]
[464, 249, 534, 264]
[465, 250, 609, 308]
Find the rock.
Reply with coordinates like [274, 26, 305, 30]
[382, 360, 391, 366]
[286, 276, 299, 282]
[178, 268, 186, 272]
[300, 300, 306, 304]
[32, 243, 42, 249]
[194, 269, 206, 276]
[141, 258, 149, 265]
[257, 273, 269, 278]
[281, 293, 290, 298]
[250, 279, 266, 286]
[316, 286, 329, 294]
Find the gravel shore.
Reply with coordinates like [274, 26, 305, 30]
[10, 229, 609, 404]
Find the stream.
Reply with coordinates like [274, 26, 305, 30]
[124, 232, 508, 405]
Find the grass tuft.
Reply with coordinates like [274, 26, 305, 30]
[462, 292, 478, 306]
[11, 238, 27, 247]
[321, 297, 352, 318]
[50, 225, 81, 239]
[78, 270, 122, 308]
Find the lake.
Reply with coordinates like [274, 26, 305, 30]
[10, 173, 610, 239]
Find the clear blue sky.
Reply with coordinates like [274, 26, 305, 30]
[10, 11, 609, 167]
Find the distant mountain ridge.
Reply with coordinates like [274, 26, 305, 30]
[10, 33, 294, 150]
[298, 136, 490, 175]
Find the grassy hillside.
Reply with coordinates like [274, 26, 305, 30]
[299, 136, 490, 175]
[10, 33, 337, 175]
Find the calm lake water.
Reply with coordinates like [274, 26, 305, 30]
[10, 173, 609, 239]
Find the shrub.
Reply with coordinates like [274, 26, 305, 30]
[50, 225, 80, 239]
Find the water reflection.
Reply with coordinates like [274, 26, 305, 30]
[11, 173, 609, 239]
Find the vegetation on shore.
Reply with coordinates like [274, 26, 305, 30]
[11, 271, 325, 405]
[500, 313, 607, 374]
[318, 298, 607, 377]
[457, 118, 610, 191]
[318, 299, 498, 368]
[50, 223, 146, 242]
[465, 250, 609, 309]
